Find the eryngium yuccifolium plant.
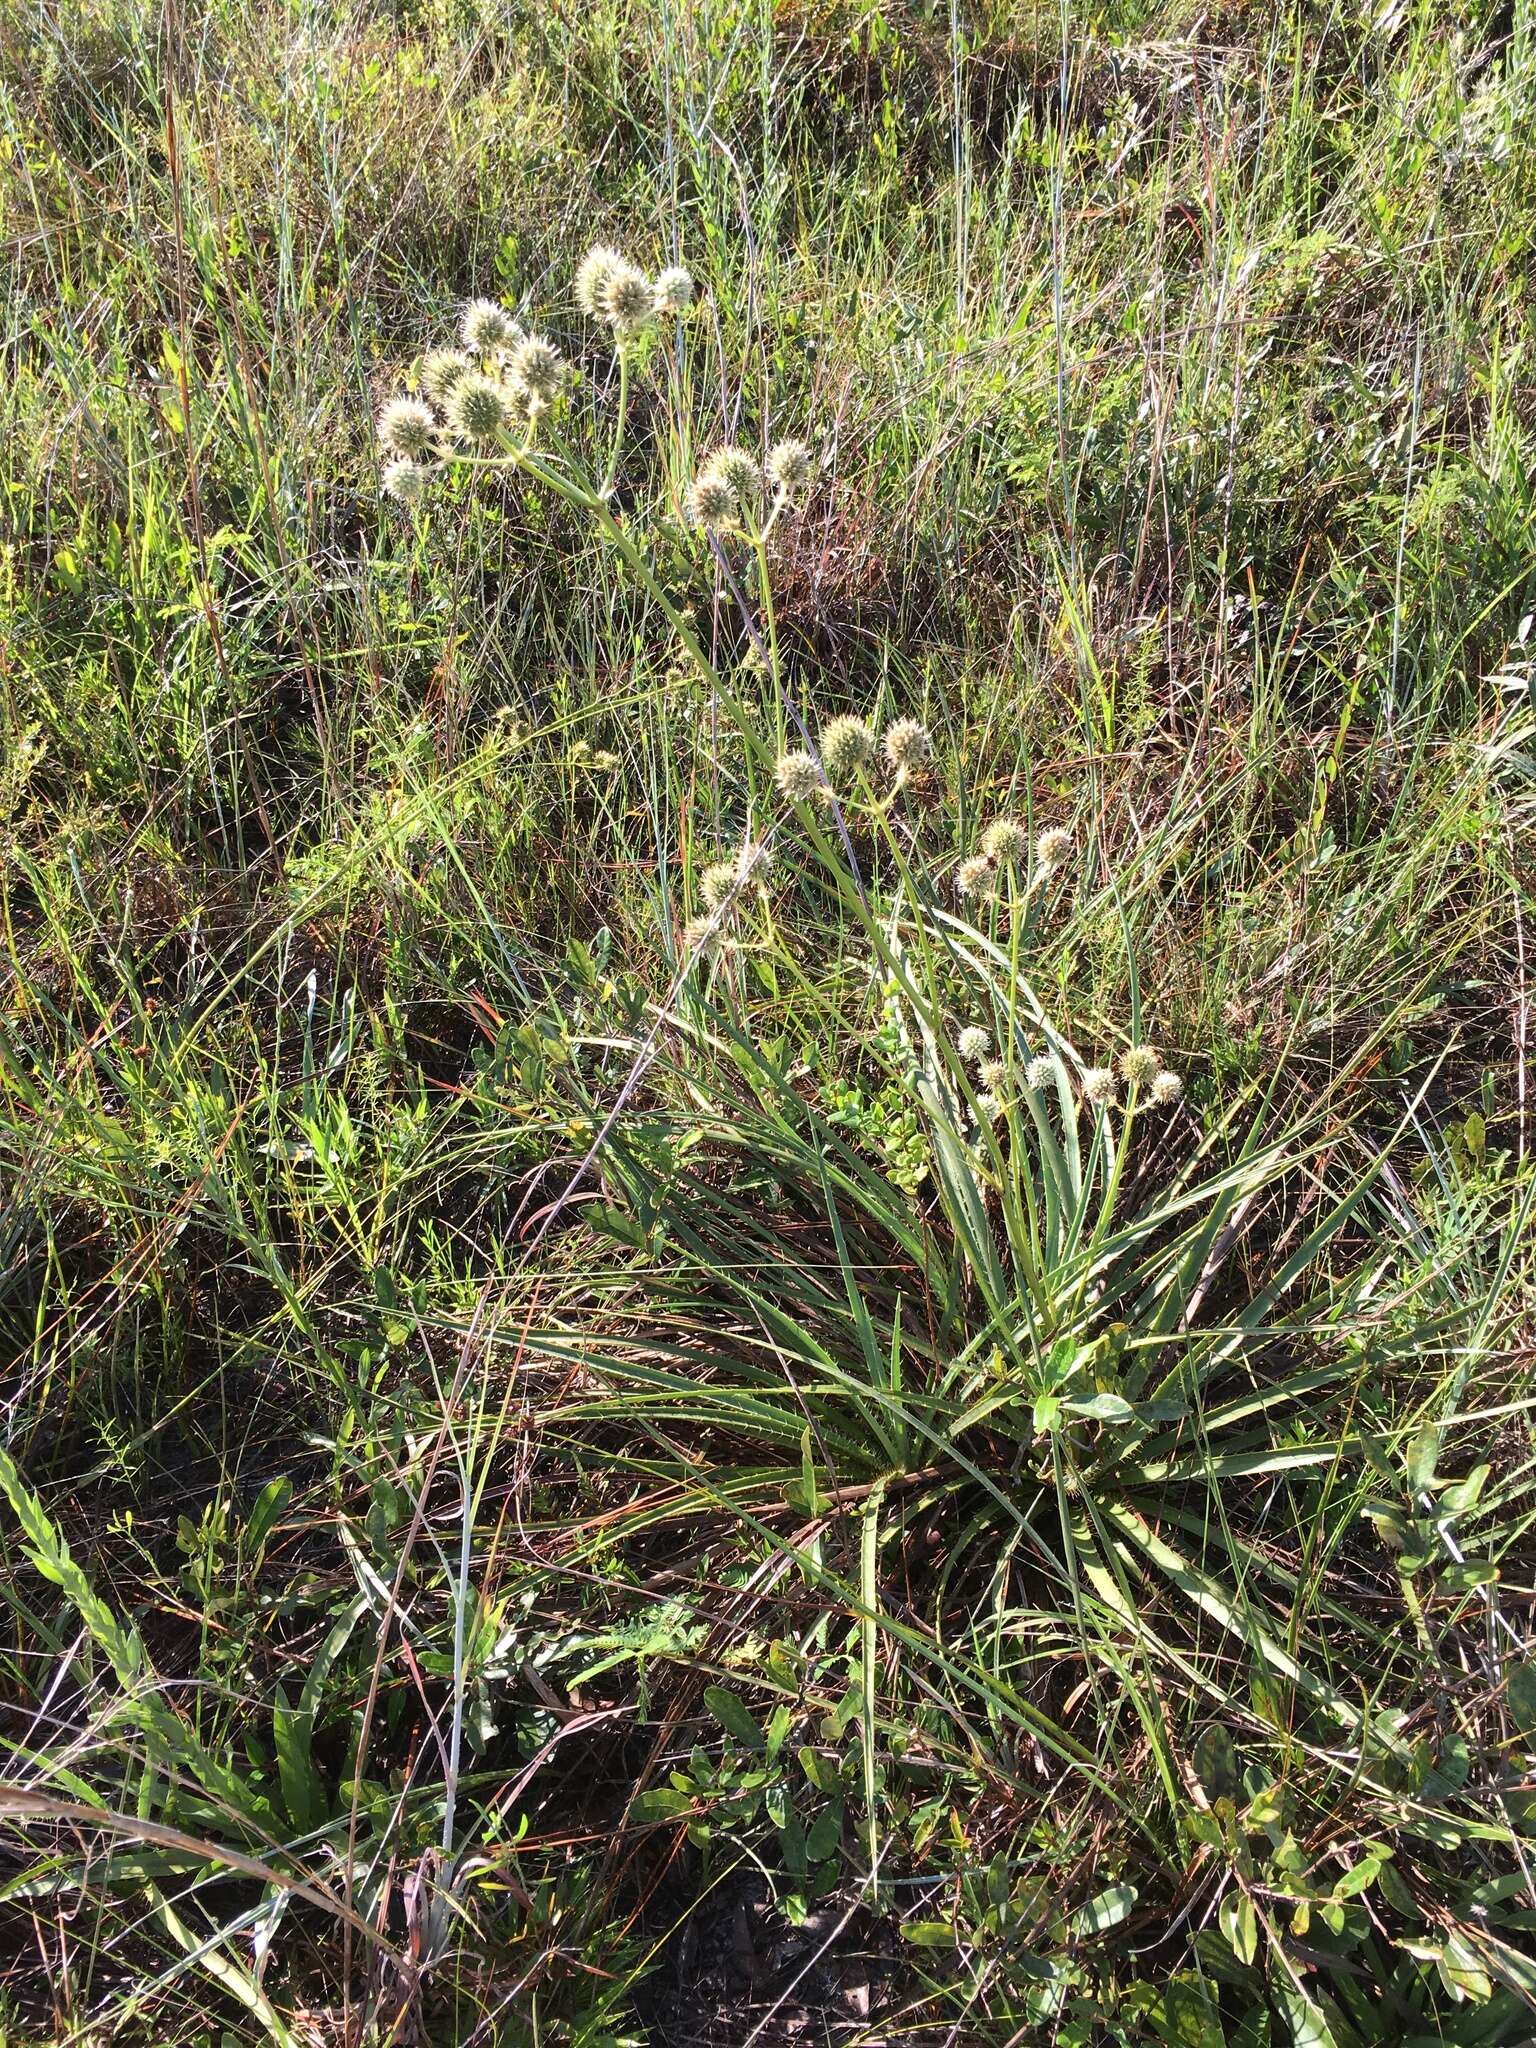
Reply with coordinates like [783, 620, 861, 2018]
[1118, 1044, 1161, 1088]
[975, 1092, 1001, 1121]
[509, 336, 562, 405]
[819, 715, 876, 785]
[461, 298, 520, 353]
[775, 750, 826, 803]
[378, 396, 436, 460]
[681, 914, 729, 961]
[882, 718, 930, 773]
[382, 457, 431, 505]
[575, 245, 624, 317]
[766, 438, 813, 498]
[653, 265, 696, 315]
[421, 348, 471, 405]
[1036, 826, 1073, 871]
[703, 446, 763, 511]
[1082, 1066, 1119, 1107]
[600, 260, 658, 339]
[957, 1025, 990, 1063]
[955, 854, 995, 900]
[981, 817, 1029, 864]
[446, 373, 512, 442]
[1025, 1056, 1056, 1091]
[979, 1059, 1006, 1091]
[687, 472, 738, 532]
[1151, 1069, 1184, 1106]
[699, 861, 738, 911]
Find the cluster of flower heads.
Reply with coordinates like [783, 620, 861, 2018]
[376, 296, 569, 503]
[956, 1026, 1183, 1119]
[775, 716, 930, 804]
[680, 837, 773, 964]
[574, 246, 695, 340]
[956, 821, 1073, 903]
[686, 438, 816, 535]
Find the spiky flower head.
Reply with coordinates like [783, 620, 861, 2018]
[681, 914, 727, 961]
[654, 265, 695, 315]
[378, 396, 436, 460]
[1118, 1043, 1160, 1088]
[883, 718, 930, 774]
[982, 817, 1029, 864]
[955, 854, 996, 901]
[979, 1059, 1006, 1091]
[975, 1092, 1001, 1122]
[461, 298, 519, 354]
[736, 839, 774, 889]
[819, 715, 876, 786]
[686, 471, 738, 532]
[446, 372, 511, 442]
[575, 244, 624, 317]
[700, 860, 739, 911]
[600, 260, 657, 338]
[420, 348, 471, 406]
[957, 1025, 991, 1064]
[381, 457, 431, 505]
[766, 438, 813, 499]
[1025, 1056, 1056, 1091]
[1036, 826, 1073, 872]
[1151, 1069, 1184, 1106]
[775, 749, 826, 804]
[509, 335, 562, 404]
[703, 445, 763, 507]
[1082, 1067, 1119, 1108]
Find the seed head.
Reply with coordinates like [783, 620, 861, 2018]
[654, 265, 696, 315]
[955, 854, 996, 901]
[979, 1059, 1006, 1091]
[461, 298, 519, 354]
[381, 457, 431, 505]
[1151, 1069, 1184, 1106]
[982, 817, 1029, 864]
[1082, 1067, 1119, 1108]
[377, 396, 436, 460]
[883, 718, 930, 774]
[420, 349, 471, 405]
[700, 860, 738, 911]
[775, 749, 826, 803]
[703, 445, 763, 507]
[819, 715, 876, 785]
[1025, 1056, 1056, 1091]
[1118, 1044, 1160, 1088]
[575, 244, 624, 317]
[681, 914, 726, 961]
[736, 840, 774, 889]
[446, 372, 512, 441]
[509, 335, 562, 403]
[600, 261, 657, 338]
[766, 437, 813, 498]
[687, 471, 738, 532]
[957, 1025, 990, 1064]
[1036, 826, 1073, 872]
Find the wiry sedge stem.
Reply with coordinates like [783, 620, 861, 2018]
[750, 526, 783, 750]
[599, 347, 630, 500]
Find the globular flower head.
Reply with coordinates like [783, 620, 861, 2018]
[766, 437, 813, 499]
[883, 717, 930, 774]
[1025, 1055, 1056, 1092]
[703, 445, 763, 508]
[600, 260, 657, 338]
[460, 298, 519, 354]
[975, 1092, 1001, 1122]
[1151, 1069, 1184, 1106]
[1118, 1043, 1160, 1088]
[446, 372, 512, 442]
[775, 749, 826, 803]
[1036, 825, 1073, 872]
[381, 457, 431, 505]
[819, 714, 876, 785]
[576, 244, 624, 317]
[1082, 1066, 1119, 1108]
[982, 817, 1029, 864]
[420, 348, 471, 406]
[509, 335, 562, 404]
[654, 265, 696, 315]
[957, 1025, 991, 1064]
[681, 914, 727, 962]
[956, 854, 996, 901]
[700, 860, 739, 911]
[736, 839, 774, 890]
[686, 471, 738, 532]
[377, 396, 436, 460]
[979, 1059, 1006, 1092]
